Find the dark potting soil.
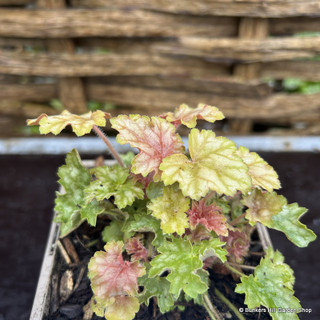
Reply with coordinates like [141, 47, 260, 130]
[46, 220, 271, 320]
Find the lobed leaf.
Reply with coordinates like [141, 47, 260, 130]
[54, 149, 103, 236]
[138, 275, 175, 313]
[147, 186, 190, 235]
[27, 110, 110, 136]
[242, 189, 287, 226]
[187, 199, 229, 236]
[92, 296, 140, 320]
[110, 115, 184, 178]
[85, 164, 144, 209]
[149, 237, 227, 299]
[161, 103, 224, 128]
[221, 229, 251, 263]
[237, 146, 281, 192]
[88, 241, 145, 320]
[235, 248, 301, 320]
[102, 220, 124, 243]
[125, 236, 148, 262]
[122, 213, 165, 248]
[271, 203, 316, 247]
[160, 129, 252, 200]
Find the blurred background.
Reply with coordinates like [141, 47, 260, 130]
[0, 0, 319, 319]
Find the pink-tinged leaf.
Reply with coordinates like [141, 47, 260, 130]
[160, 103, 224, 128]
[221, 229, 251, 263]
[88, 241, 145, 300]
[187, 199, 229, 236]
[125, 237, 148, 262]
[110, 115, 184, 178]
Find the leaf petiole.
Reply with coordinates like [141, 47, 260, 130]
[92, 125, 124, 167]
[224, 263, 247, 278]
[203, 293, 222, 320]
[214, 288, 246, 320]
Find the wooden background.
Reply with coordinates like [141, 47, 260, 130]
[0, 0, 320, 136]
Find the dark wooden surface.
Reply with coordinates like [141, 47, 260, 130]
[0, 153, 319, 320]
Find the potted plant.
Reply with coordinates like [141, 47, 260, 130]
[28, 104, 316, 320]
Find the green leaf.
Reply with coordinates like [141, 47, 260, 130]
[242, 189, 287, 226]
[146, 181, 164, 199]
[80, 199, 104, 226]
[85, 164, 144, 209]
[122, 213, 165, 247]
[237, 146, 281, 191]
[54, 149, 93, 236]
[147, 186, 190, 235]
[160, 129, 252, 200]
[271, 203, 316, 247]
[193, 238, 228, 263]
[120, 152, 136, 167]
[102, 220, 125, 243]
[235, 248, 301, 320]
[27, 110, 110, 136]
[149, 237, 226, 299]
[138, 275, 175, 313]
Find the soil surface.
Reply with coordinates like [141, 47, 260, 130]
[0, 152, 319, 320]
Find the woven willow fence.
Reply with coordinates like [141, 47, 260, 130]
[0, 0, 320, 136]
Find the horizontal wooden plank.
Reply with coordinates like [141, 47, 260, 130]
[0, 0, 33, 5]
[71, 0, 320, 17]
[0, 9, 237, 38]
[87, 85, 320, 119]
[270, 17, 320, 36]
[1, 83, 319, 120]
[0, 51, 230, 77]
[156, 37, 320, 62]
[262, 61, 320, 81]
[0, 84, 56, 101]
[89, 76, 272, 97]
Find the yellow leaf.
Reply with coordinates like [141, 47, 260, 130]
[237, 146, 281, 192]
[147, 186, 190, 235]
[163, 103, 224, 128]
[160, 129, 252, 200]
[27, 110, 111, 136]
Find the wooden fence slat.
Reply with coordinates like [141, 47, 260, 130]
[270, 17, 320, 36]
[156, 37, 320, 62]
[36, 0, 87, 113]
[0, 0, 33, 5]
[0, 9, 237, 38]
[0, 52, 230, 77]
[86, 85, 320, 120]
[262, 61, 320, 81]
[88, 76, 272, 97]
[1, 84, 319, 120]
[70, 0, 320, 17]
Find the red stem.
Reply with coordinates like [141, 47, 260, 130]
[92, 125, 124, 167]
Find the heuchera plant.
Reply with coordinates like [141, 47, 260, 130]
[28, 104, 316, 320]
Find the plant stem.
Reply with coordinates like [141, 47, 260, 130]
[228, 262, 256, 271]
[214, 288, 246, 320]
[203, 293, 222, 320]
[230, 212, 246, 226]
[92, 125, 124, 167]
[224, 263, 247, 278]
